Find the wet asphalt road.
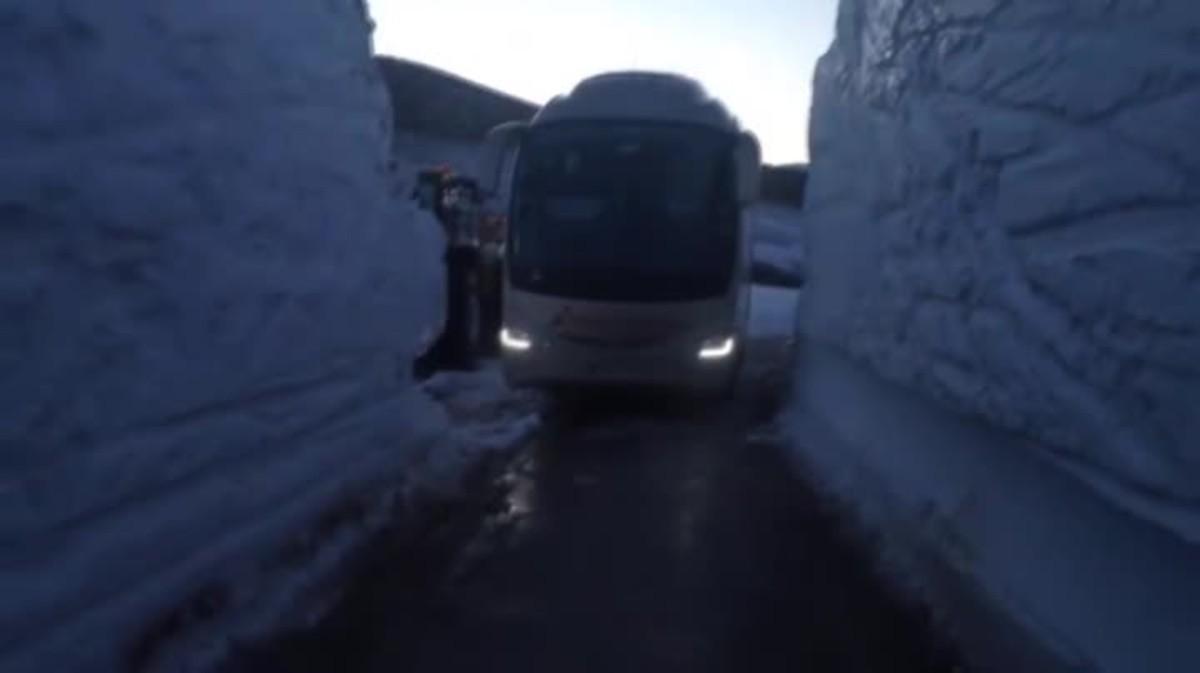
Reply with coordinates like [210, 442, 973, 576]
[224, 336, 961, 673]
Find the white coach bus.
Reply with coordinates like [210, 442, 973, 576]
[478, 72, 760, 395]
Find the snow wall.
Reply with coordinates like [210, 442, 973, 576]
[795, 2, 1200, 670]
[804, 0, 1200, 503]
[0, 2, 445, 671]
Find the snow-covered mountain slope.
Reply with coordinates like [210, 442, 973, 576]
[803, 0, 1200, 507]
[0, 2, 444, 671]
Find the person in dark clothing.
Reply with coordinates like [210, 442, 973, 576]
[412, 169, 481, 379]
[476, 213, 506, 357]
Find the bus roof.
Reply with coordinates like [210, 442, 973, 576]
[531, 72, 740, 133]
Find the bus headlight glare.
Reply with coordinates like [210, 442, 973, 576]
[698, 336, 736, 361]
[500, 327, 533, 352]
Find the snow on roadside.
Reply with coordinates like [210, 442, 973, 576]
[416, 366, 541, 491]
[784, 341, 1200, 673]
[749, 205, 806, 288]
[144, 366, 539, 673]
[750, 285, 800, 341]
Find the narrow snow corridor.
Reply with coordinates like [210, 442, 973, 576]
[217, 289, 962, 673]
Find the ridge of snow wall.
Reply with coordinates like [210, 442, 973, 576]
[804, 0, 1200, 505]
[0, 2, 445, 671]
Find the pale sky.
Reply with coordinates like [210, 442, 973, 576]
[368, 0, 839, 164]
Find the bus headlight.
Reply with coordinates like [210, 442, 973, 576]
[500, 326, 533, 352]
[698, 336, 736, 361]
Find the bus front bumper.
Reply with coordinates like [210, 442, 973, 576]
[500, 337, 739, 394]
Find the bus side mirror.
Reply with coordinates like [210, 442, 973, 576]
[479, 122, 527, 196]
[736, 132, 761, 205]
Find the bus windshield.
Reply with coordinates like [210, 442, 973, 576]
[508, 122, 739, 302]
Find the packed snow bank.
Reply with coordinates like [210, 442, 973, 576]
[805, 0, 1200, 515]
[421, 367, 541, 458]
[0, 2, 445, 671]
[146, 368, 539, 673]
[785, 342, 1200, 673]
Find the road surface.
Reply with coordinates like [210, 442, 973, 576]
[221, 290, 961, 673]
